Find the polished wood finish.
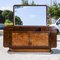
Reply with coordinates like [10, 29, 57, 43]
[9, 31, 50, 52]
[9, 48, 51, 52]
[11, 31, 49, 47]
[3, 26, 57, 48]
[11, 31, 50, 48]
[12, 31, 29, 46]
[3, 26, 57, 52]
[30, 32, 49, 46]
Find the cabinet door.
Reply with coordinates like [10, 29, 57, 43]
[12, 31, 29, 47]
[30, 32, 49, 47]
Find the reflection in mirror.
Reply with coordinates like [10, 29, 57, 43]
[14, 5, 47, 26]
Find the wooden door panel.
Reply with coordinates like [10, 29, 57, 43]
[30, 32, 49, 46]
[12, 31, 29, 46]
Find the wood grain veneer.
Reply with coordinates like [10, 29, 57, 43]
[3, 26, 57, 48]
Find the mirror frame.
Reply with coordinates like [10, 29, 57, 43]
[13, 5, 48, 26]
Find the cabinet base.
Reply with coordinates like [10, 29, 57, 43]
[8, 48, 51, 52]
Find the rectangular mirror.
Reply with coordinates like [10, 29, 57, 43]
[14, 5, 47, 26]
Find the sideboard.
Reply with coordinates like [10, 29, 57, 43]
[3, 26, 57, 52]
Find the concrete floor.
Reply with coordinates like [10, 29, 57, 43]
[0, 34, 60, 60]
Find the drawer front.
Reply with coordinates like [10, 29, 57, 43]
[30, 32, 49, 47]
[12, 31, 29, 47]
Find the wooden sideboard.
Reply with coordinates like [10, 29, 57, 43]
[3, 26, 57, 52]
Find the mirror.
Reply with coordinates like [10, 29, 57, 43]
[14, 5, 47, 26]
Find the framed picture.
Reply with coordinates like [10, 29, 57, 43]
[13, 5, 47, 26]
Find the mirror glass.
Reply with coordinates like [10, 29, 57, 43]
[14, 5, 47, 26]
